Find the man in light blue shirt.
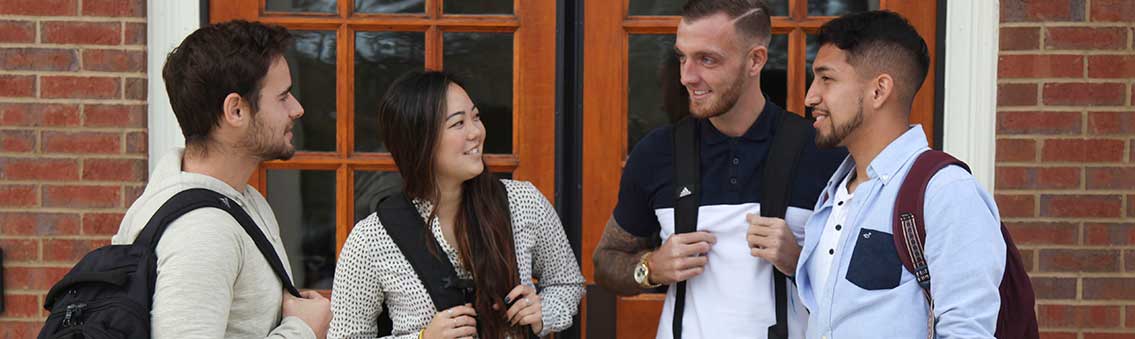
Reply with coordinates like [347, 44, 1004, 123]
[794, 10, 1005, 338]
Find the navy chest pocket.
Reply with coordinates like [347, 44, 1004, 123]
[845, 228, 902, 290]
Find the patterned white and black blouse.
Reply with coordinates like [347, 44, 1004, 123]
[328, 179, 585, 339]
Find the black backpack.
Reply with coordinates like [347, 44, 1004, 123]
[670, 112, 811, 339]
[38, 188, 301, 339]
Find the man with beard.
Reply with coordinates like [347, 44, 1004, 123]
[592, 1, 845, 338]
[794, 11, 1005, 338]
[111, 21, 331, 339]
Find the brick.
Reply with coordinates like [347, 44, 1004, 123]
[0, 239, 38, 262]
[125, 77, 146, 100]
[82, 49, 144, 72]
[42, 131, 120, 154]
[0, 212, 79, 236]
[0, 321, 49, 338]
[0, 157, 79, 181]
[996, 138, 1036, 162]
[126, 131, 146, 154]
[1046, 27, 1128, 50]
[1085, 223, 1135, 246]
[1030, 277, 1078, 300]
[1005, 222, 1079, 246]
[998, 55, 1083, 78]
[41, 76, 120, 99]
[84, 104, 145, 128]
[125, 22, 145, 45]
[82, 0, 145, 16]
[1041, 194, 1123, 218]
[996, 194, 1035, 218]
[1020, 249, 1035, 272]
[82, 212, 123, 235]
[42, 185, 121, 208]
[1084, 278, 1135, 300]
[0, 75, 35, 97]
[1002, 0, 1084, 22]
[1041, 332, 1078, 339]
[0, 103, 81, 127]
[43, 238, 109, 262]
[1040, 249, 1119, 272]
[1043, 83, 1126, 106]
[1083, 333, 1135, 339]
[1088, 55, 1135, 79]
[0, 0, 78, 16]
[1129, 250, 1135, 272]
[997, 83, 1038, 107]
[1130, 306, 1135, 328]
[0, 185, 37, 207]
[998, 111, 1081, 135]
[1042, 139, 1126, 163]
[1090, 0, 1135, 22]
[1087, 167, 1135, 189]
[124, 184, 144, 205]
[1088, 111, 1135, 134]
[1, 293, 41, 318]
[1000, 27, 1040, 51]
[0, 20, 36, 43]
[1039, 304, 1121, 328]
[997, 166, 1080, 190]
[42, 21, 120, 45]
[0, 130, 36, 152]
[1129, 195, 1134, 218]
[0, 48, 78, 71]
[3, 266, 70, 290]
[82, 158, 146, 181]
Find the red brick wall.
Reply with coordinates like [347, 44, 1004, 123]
[0, 0, 147, 336]
[998, 0, 1135, 337]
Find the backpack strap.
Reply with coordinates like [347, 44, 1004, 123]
[892, 150, 970, 339]
[132, 188, 302, 298]
[671, 116, 699, 339]
[376, 193, 472, 312]
[760, 111, 811, 339]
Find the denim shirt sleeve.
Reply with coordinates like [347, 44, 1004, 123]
[922, 166, 1006, 338]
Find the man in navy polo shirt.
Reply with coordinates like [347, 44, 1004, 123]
[592, 0, 845, 338]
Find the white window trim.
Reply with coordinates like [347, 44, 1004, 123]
[146, 0, 198, 173]
[146, 1, 1000, 190]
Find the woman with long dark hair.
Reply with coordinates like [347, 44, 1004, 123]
[328, 71, 584, 339]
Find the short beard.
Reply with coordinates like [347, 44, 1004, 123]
[239, 112, 295, 161]
[816, 95, 864, 149]
[688, 62, 746, 119]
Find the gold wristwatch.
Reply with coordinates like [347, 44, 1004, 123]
[634, 252, 662, 288]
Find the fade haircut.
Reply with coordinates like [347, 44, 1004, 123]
[681, 0, 773, 46]
[817, 10, 930, 106]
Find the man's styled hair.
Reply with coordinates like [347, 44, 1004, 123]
[162, 20, 293, 150]
[681, 0, 773, 46]
[817, 10, 930, 106]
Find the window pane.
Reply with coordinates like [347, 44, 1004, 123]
[354, 171, 403, 222]
[444, 1, 512, 15]
[628, 0, 788, 16]
[443, 32, 513, 154]
[808, 0, 879, 16]
[763, 34, 790, 110]
[286, 31, 337, 152]
[805, 34, 819, 118]
[354, 0, 424, 14]
[266, 0, 337, 13]
[354, 31, 426, 153]
[266, 169, 336, 290]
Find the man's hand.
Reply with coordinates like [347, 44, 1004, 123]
[646, 231, 716, 285]
[282, 290, 332, 339]
[746, 214, 801, 276]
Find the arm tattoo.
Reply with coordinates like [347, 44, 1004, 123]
[592, 216, 657, 296]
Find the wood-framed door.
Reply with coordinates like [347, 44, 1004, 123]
[209, 0, 556, 292]
[579, 0, 938, 337]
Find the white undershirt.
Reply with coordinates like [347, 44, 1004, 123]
[808, 173, 854, 290]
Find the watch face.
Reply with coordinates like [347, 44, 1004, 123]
[634, 264, 647, 283]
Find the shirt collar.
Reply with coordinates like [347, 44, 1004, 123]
[865, 125, 930, 185]
[700, 99, 783, 145]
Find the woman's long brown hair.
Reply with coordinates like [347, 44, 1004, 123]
[377, 70, 523, 338]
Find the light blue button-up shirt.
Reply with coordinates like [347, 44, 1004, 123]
[796, 126, 1006, 338]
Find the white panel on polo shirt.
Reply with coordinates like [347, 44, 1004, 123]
[808, 173, 854, 290]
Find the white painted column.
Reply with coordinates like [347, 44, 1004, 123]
[942, 0, 1000, 192]
[146, 0, 200, 172]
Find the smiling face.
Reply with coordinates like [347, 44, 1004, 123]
[805, 44, 867, 149]
[433, 83, 486, 184]
[675, 12, 760, 119]
[239, 55, 305, 161]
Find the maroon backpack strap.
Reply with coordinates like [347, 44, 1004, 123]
[892, 150, 970, 339]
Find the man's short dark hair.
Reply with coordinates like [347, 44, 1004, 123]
[817, 10, 930, 106]
[681, 0, 773, 46]
[162, 20, 293, 149]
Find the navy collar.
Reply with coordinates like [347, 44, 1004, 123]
[700, 100, 783, 145]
